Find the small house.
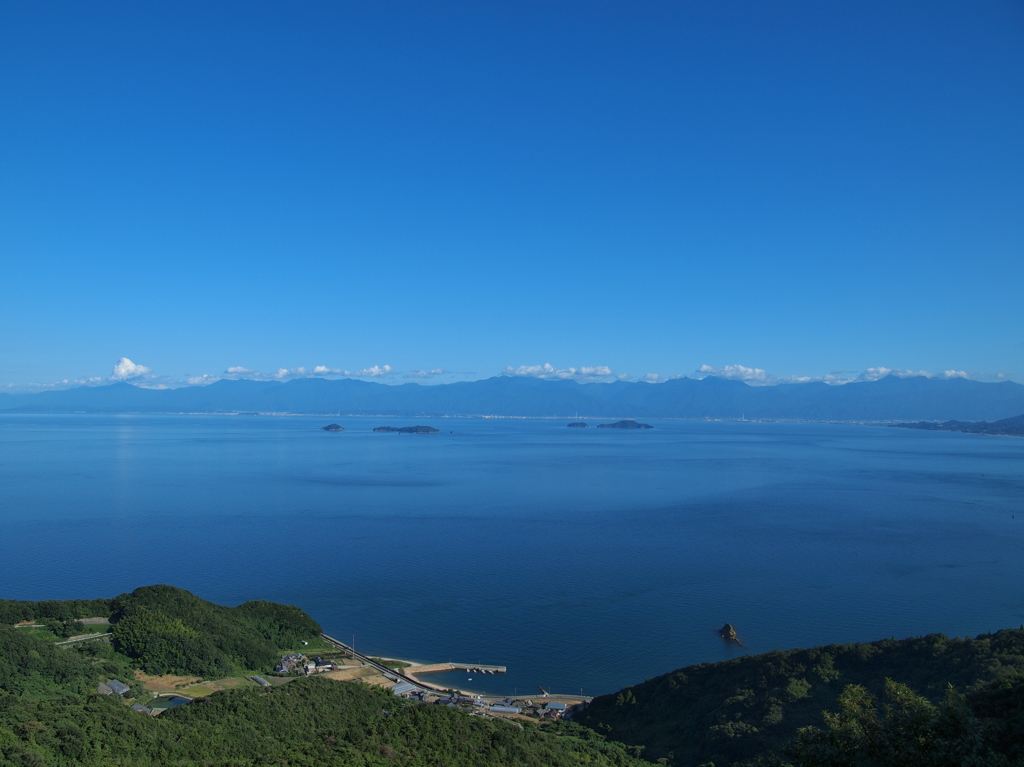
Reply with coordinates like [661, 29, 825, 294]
[106, 680, 130, 696]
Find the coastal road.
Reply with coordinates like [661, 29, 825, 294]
[320, 633, 447, 694]
[320, 633, 591, 704]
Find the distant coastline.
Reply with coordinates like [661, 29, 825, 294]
[891, 413, 1024, 437]
[4, 374, 1024, 422]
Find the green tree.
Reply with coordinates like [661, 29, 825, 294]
[787, 679, 994, 767]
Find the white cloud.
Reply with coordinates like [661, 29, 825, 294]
[111, 357, 151, 380]
[855, 367, 938, 382]
[697, 364, 769, 384]
[856, 367, 895, 381]
[186, 364, 389, 385]
[214, 364, 394, 381]
[693, 365, 979, 387]
[502, 363, 614, 381]
[4, 360, 996, 394]
[343, 364, 394, 378]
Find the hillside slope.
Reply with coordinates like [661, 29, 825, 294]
[578, 629, 1024, 766]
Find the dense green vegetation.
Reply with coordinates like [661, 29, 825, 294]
[1, 588, 647, 765]
[785, 676, 1024, 767]
[578, 629, 1024, 766]
[108, 585, 322, 676]
[0, 599, 112, 626]
[0, 625, 646, 766]
[1, 625, 102, 701]
[6, 587, 1024, 765]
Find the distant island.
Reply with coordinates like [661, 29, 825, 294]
[597, 420, 653, 429]
[892, 412, 1024, 437]
[320, 423, 345, 431]
[372, 426, 400, 432]
[567, 422, 588, 428]
[375, 425, 441, 434]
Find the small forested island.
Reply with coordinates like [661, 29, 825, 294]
[373, 425, 400, 432]
[597, 420, 653, 429]
[892, 412, 1024, 437]
[320, 423, 345, 431]
[567, 422, 589, 428]
[3, 585, 1023, 766]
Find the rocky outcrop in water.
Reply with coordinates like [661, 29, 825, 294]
[597, 420, 653, 429]
[320, 424, 345, 431]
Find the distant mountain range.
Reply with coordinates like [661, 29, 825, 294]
[4, 374, 1024, 422]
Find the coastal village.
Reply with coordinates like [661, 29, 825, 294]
[263, 637, 583, 722]
[15, 619, 585, 723]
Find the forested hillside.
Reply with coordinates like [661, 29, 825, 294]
[5, 587, 1024, 765]
[578, 629, 1024, 766]
[0, 674, 647, 766]
[0, 588, 646, 766]
[108, 585, 322, 676]
[0, 598, 113, 625]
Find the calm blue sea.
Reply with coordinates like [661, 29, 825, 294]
[1, 414, 1022, 696]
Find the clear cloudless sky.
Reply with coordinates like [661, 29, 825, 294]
[1, 1, 1022, 390]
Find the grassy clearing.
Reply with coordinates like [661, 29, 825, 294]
[134, 671, 203, 692]
[286, 635, 333, 652]
[136, 671, 269, 699]
[179, 685, 217, 697]
[15, 627, 60, 642]
[211, 676, 250, 689]
[323, 667, 379, 682]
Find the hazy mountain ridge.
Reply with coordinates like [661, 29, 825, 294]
[3, 375, 1024, 421]
[894, 412, 1024, 437]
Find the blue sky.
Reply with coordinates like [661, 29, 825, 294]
[2, 1, 1022, 392]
